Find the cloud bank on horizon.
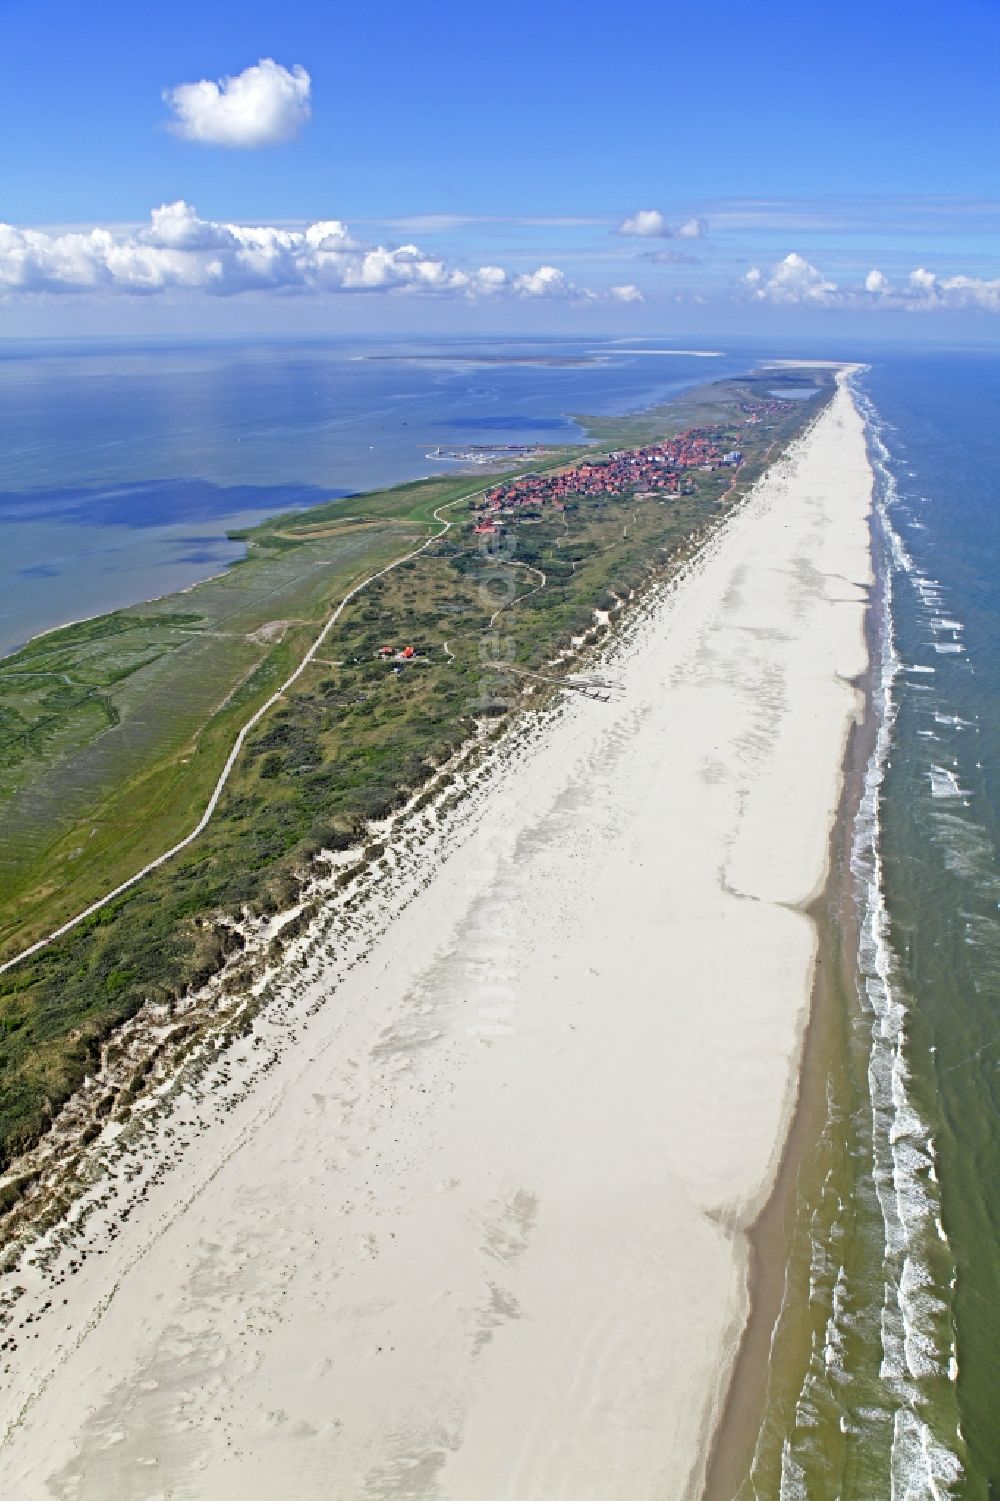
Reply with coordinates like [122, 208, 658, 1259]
[746, 252, 1000, 312]
[0, 200, 642, 304]
[0, 42, 995, 328]
[163, 59, 312, 148]
[1, 200, 994, 317]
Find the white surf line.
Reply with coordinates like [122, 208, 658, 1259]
[0, 484, 490, 977]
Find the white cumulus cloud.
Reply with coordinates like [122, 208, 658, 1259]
[932, 273, 1000, 311]
[618, 209, 706, 239]
[862, 263, 1000, 311]
[164, 59, 312, 148]
[746, 253, 1000, 313]
[513, 265, 569, 297]
[900, 266, 1000, 311]
[610, 283, 644, 302]
[909, 266, 937, 296]
[0, 204, 630, 305]
[747, 251, 839, 304]
[619, 209, 669, 238]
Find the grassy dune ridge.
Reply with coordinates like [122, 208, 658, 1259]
[0, 373, 829, 1170]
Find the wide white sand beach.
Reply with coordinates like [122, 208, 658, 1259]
[0, 373, 873, 1500]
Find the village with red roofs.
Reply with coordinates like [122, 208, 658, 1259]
[470, 396, 792, 535]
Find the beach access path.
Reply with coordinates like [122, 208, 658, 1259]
[0, 374, 873, 1500]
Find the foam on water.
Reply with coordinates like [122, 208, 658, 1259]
[849, 390, 964, 1495]
[890, 1410, 964, 1501]
[928, 766, 967, 800]
[751, 381, 967, 1500]
[823, 1265, 849, 1370]
[779, 1440, 809, 1501]
[899, 505, 998, 958]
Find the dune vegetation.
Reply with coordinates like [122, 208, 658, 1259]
[0, 373, 829, 1167]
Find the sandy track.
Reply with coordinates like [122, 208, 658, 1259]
[0, 486, 484, 977]
[0, 376, 872, 1500]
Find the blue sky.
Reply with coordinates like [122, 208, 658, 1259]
[1, 0, 998, 337]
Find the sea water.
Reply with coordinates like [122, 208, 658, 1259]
[747, 352, 999, 1501]
[863, 355, 999, 1498]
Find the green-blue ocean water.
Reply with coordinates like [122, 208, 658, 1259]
[865, 355, 1000, 1498]
[745, 353, 998, 1501]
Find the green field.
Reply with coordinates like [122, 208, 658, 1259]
[0, 372, 830, 1168]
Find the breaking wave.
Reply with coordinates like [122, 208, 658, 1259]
[850, 389, 964, 1498]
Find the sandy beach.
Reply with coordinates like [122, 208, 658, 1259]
[0, 373, 873, 1501]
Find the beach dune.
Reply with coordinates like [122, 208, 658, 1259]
[0, 375, 873, 1500]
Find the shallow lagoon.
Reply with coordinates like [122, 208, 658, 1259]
[0, 336, 757, 657]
